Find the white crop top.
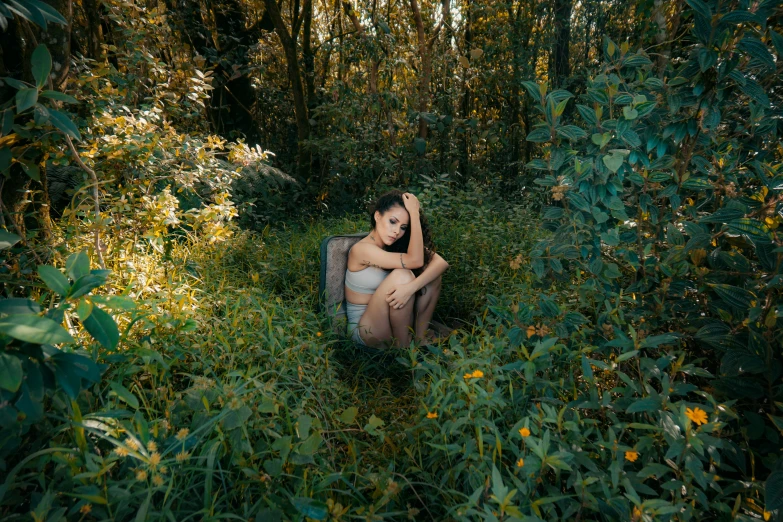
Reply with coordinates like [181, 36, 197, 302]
[345, 266, 389, 294]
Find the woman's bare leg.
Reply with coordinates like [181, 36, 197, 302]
[357, 269, 415, 348]
[414, 275, 442, 341]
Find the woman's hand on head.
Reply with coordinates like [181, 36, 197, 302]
[402, 193, 420, 215]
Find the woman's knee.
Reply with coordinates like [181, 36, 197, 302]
[388, 268, 415, 284]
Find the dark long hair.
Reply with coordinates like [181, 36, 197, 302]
[370, 190, 434, 273]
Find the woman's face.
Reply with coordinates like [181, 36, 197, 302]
[374, 205, 410, 246]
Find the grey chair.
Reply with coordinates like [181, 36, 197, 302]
[318, 233, 368, 337]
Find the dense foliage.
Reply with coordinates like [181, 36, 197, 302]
[0, 0, 781, 520]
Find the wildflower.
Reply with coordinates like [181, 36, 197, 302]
[113, 447, 129, 457]
[125, 437, 139, 450]
[316, 332, 322, 337]
[625, 450, 639, 462]
[149, 452, 161, 468]
[516, 458, 524, 467]
[685, 407, 708, 426]
[632, 506, 642, 520]
[176, 451, 190, 462]
[463, 373, 473, 380]
[80, 504, 92, 515]
[159, 466, 168, 475]
[152, 475, 164, 487]
[519, 427, 531, 438]
[136, 469, 148, 481]
[251, 273, 259, 283]
[147, 441, 158, 452]
[509, 255, 523, 270]
[764, 511, 771, 521]
[426, 412, 438, 419]
[471, 370, 484, 378]
[176, 428, 189, 441]
[526, 325, 536, 338]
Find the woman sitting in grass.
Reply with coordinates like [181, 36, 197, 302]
[345, 190, 449, 348]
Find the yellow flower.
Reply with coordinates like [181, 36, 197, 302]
[80, 504, 92, 515]
[176, 451, 190, 462]
[149, 452, 161, 468]
[125, 437, 139, 450]
[136, 469, 148, 481]
[113, 447, 129, 457]
[519, 427, 531, 438]
[316, 332, 322, 337]
[526, 325, 536, 338]
[426, 412, 438, 419]
[516, 458, 524, 467]
[471, 370, 484, 378]
[685, 407, 708, 426]
[152, 475, 164, 487]
[176, 428, 190, 441]
[463, 373, 473, 380]
[764, 511, 772, 521]
[625, 450, 639, 462]
[159, 466, 168, 475]
[251, 273, 259, 283]
[147, 441, 157, 452]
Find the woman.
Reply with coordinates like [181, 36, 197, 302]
[345, 190, 449, 348]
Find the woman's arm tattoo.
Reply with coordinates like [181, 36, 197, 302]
[361, 259, 382, 269]
[400, 254, 406, 269]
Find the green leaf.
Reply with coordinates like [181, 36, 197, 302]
[1, 110, 13, 136]
[31, 44, 51, 89]
[726, 218, 771, 242]
[338, 406, 358, 424]
[26, 0, 68, 25]
[0, 230, 21, 250]
[0, 314, 74, 344]
[686, 0, 711, 20]
[737, 37, 775, 69]
[720, 10, 759, 25]
[37, 265, 70, 296]
[291, 498, 327, 520]
[641, 333, 681, 348]
[603, 154, 624, 173]
[576, 105, 597, 125]
[76, 298, 93, 321]
[526, 127, 551, 143]
[40, 90, 79, 104]
[15, 88, 38, 113]
[66, 251, 90, 280]
[7, 0, 47, 29]
[623, 106, 638, 120]
[68, 274, 105, 300]
[19, 160, 40, 181]
[109, 381, 139, 408]
[622, 54, 652, 68]
[48, 109, 81, 140]
[712, 284, 754, 309]
[82, 306, 119, 349]
[0, 352, 23, 392]
[626, 396, 662, 413]
[555, 125, 587, 141]
[521, 81, 542, 102]
[770, 30, 783, 58]
[766, 471, 783, 511]
[0, 298, 41, 315]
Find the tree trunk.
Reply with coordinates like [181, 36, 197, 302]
[409, 0, 430, 139]
[264, 0, 312, 180]
[303, 0, 315, 104]
[459, 0, 472, 179]
[551, 0, 572, 89]
[82, 0, 104, 59]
